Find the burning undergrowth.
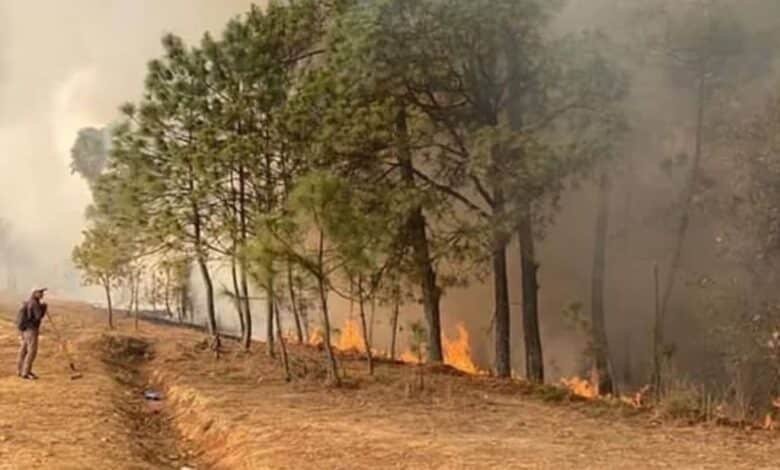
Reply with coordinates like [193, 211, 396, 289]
[327, 318, 643, 401]
[333, 319, 482, 375]
[279, 318, 780, 431]
[336, 319, 780, 429]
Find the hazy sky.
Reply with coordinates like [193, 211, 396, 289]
[0, 0, 256, 281]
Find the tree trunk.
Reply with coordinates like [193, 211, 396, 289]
[240, 265, 252, 350]
[179, 288, 187, 322]
[238, 171, 253, 350]
[266, 284, 276, 358]
[104, 282, 114, 330]
[274, 301, 291, 382]
[126, 273, 136, 317]
[396, 107, 443, 363]
[503, 32, 543, 383]
[491, 179, 513, 378]
[152, 272, 159, 313]
[659, 78, 707, 328]
[369, 298, 376, 347]
[133, 276, 139, 331]
[652, 262, 664, 394]
[236, 163, 253, 349]
[318, 279, 340, 385]
[125, 277, 134, 317]
[197, 257, 219, 341]
[230, 255, 246, 339]
[188, 154, 220, 355]
[317, 231, 340, 385]
[287, 263, 304, 343]
[390, 291, 400, 360]
[164, 273, 172, 318]
[348, 278, 355, 319]
[590, 171, 614, 395]
[180, 269, 190, 322]
[357, 276, 374, 375]
[176, 290, 183, 323]
[192, 196, 219, 354]
[410, 208, 443, 363]
[300, 297, 310, 342]
[493, 238, 512, 378]
[518, 213, 544, 384]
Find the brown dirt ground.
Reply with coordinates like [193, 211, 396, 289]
[0, 298, 778, 469]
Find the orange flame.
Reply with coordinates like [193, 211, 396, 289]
[561, 377, 598, 399]
[443, 323, 479, 374]
[336, 319, 364, 352]
[308, 328, 324, 346]
[400, 350, 422, 364]
[320, 320, 482, 375]
[398, 323, 482, 374]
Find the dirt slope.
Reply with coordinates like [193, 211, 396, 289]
[0, 299, 777, 469]
[147, 329, 780, 470]
[0, 300, 193, 469]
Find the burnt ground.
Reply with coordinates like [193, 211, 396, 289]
[0, 298, 778, 469]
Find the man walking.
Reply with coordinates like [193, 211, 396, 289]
[16, 288, 47, 380]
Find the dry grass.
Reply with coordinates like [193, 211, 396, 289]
[0, 298, 778, 469]
[144, 324, 780, 470]
[0, 299, 191, 469]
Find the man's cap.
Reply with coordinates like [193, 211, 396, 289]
[31, 287, 47, 294]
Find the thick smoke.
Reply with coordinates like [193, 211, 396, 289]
[392, 0, 780, 381]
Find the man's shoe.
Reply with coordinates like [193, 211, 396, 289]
[27, 372, 37, 379]
[21, 374, 37, 380]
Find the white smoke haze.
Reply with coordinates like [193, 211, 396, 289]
[0, 0, 256, 297]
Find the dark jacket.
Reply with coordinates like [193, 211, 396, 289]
[16, 298, 47, 331]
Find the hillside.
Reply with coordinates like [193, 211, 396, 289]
[0, 299, 776, 469]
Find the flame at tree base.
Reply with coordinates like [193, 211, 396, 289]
[561, 377, 598, 399]
[308, 328, 324, 346]
[336, 319, 364, 351]
[308, 318, 658, 410]
[443, 324, 480, 374]
[400, 350, 421, 364]
[398, 323, 483, 375]
[307, 320, 650, 409]
[308, 320, 484, 375]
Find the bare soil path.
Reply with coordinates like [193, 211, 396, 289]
[0, 299, 195, 469]
[0, 298, 777, 469]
